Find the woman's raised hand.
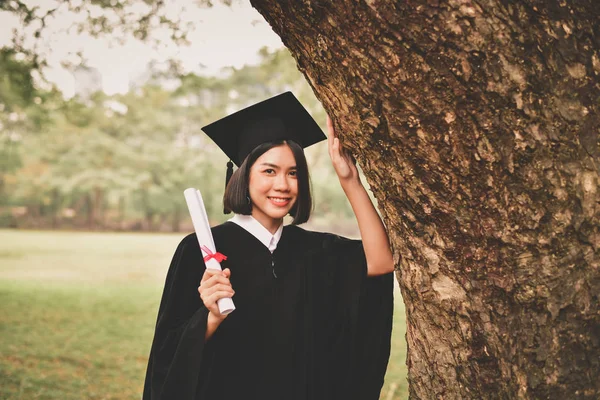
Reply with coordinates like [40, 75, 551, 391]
[327, 116, 359, 184]
[198, 268, 234, 320]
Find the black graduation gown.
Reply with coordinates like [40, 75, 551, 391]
[143, 222, 393, 400]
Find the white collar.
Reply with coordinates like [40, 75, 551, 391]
[229, 214, 283, 253]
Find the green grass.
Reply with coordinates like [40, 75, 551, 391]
[0, 229, 407, 399]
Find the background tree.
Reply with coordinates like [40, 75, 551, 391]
[1, 44, 357, 231]
[250, 1, 600, 399]
[0, 48, 52, 206]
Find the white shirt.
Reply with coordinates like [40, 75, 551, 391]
[229, 214, 283, 253]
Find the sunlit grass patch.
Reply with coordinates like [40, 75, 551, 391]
[0, 280, 160, 400]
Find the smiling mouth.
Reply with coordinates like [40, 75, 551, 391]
[268, 197, 292, 206]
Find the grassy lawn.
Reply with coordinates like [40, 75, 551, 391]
[0, 229, 407, 399]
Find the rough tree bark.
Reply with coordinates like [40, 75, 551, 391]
[250, 1, 599, 399]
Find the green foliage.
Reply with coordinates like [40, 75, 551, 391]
[1, 45, 356, 230]
[0, 0, 198, 49]
[0, 0, 358, 230]
[0, 48, 37, 110]
[0, 48, 58, 205]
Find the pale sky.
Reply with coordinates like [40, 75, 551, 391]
[0, 0, 284, 97]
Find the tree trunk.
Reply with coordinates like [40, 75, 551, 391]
[145, 211, 155, 231]
[71, 195, 86, 228]
[118, 195, 126, 231]
[250, 1, 600, 398]
[50, 189, 60, 229]
[85, 193, 94, 230]
[94, 187, 104, 229]
[172, 204, 181, 232]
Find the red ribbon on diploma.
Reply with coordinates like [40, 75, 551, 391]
[200, 245, 227, 263]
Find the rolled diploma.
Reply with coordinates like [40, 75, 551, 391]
[183, 188, 235, 315]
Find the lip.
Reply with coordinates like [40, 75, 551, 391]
[268, 196, 292, 207]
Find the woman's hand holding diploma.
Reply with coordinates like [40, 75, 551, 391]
[199, 268, 234, 341]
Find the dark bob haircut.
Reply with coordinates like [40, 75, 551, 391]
[223, 140, 312, 225]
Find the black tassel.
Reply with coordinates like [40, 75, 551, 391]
[224, 161, 234, 214]
[225, 161, 234, 189]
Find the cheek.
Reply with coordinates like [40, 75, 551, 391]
[249, 175, 270, 195]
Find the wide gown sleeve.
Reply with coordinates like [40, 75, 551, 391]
[319, 234, 394, 400]
[143, 234, 211, 400]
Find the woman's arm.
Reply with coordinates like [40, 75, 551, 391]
[327, 116, 395, 276]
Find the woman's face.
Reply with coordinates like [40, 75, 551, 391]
[248, 144, 298, 230]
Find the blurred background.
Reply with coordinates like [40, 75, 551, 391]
[0, 0, 407, 398]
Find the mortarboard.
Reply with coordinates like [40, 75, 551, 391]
[202, 92, 326, 208]
[202, 91, 326, 168]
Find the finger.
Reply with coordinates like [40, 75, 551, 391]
[327, 116, 336, 156]
[202, 283, 234, 298]
[332, 137, 344, 164]
[326, 115, 335, 137]
[201, 275, 231, 291]
[204, 282, 234, 295]
[327, 130, 334, 159]
[204, 291, 235, 306]
[339, 145, 352, 163]
[199, 278, 231, 298]
[337, 141, 353, 163]
[198, 285, 222, 304]
[333, 137, 341, 153]
[201, 268, 222, 283]
[202, 276, 230, 290]
[202, 268, 222, 279]
[212, 274, 231, 286]
[201, 290, 235, 308]
[223, 268, 231, 278]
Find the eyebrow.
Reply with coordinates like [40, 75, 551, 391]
[259, 163, 297, 169]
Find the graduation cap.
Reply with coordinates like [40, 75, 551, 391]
[201, 91, 326, 189]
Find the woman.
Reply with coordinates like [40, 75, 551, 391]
[143, 92, 394, 400]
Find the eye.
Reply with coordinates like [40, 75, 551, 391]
[263, 168, 275, 174]
[289, 170, 297, 177]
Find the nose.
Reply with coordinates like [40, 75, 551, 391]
[273, 172, 290, 191]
